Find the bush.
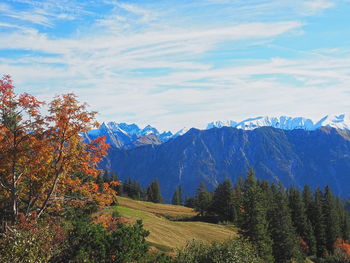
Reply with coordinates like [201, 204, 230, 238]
[59, 219, 149, 263]
[175, 238, 263, 263]
[0, 217, 65, 263]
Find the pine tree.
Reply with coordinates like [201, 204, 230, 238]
[178, 185, 183, 205]
[111, 172, 122, 195]
[102, 170, 111, 183]
[337, 198, 350, 241]
[96, 173, 104, 192]
[172, 187, 181, 205]
[232, 176, 244, 225]
[313, 188, 327, 257]
[269, 185, 302, 262]
[146, 180, 163, 203]
[288, 187, 316, 255]
[242, 169, 274, 262]
[193, 182, 212, 216]
[209, 178, 234, 221]
[323, 185, 340, 253]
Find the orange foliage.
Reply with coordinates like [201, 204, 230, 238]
[0, 75, 119, 223]
[334, 238, 350, 258]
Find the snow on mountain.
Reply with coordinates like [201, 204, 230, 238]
[206, 115, 350, 131]
[140, 125, 160, 136]
[173, 127, 190, 138]
[85, 114, 350, 149]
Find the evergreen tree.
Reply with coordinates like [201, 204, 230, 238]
[111, 172, 122, 195]
[123, 178, 132, 197]
[178, 185, 183, 205]
[269, 185, 302, 262]
[146, 180, 163, 203]
[313, 188, 327, 257]
[337, 198, 350, 241]
[102, 170, 111, 183]
[232, 177, 244, 225]
[323, 185, 341, 252]
[96, 174, 104, 192]
[241, 169, 274, 262]
[209, 178, 234, 221]
[194, 182, 212, 216]
[172, 187, 181, 205]
[288, 187, 316, 255]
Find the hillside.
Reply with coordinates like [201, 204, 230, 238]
[111, 197, 237, 253]
[104, 126, 350, 201]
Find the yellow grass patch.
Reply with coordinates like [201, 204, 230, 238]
[111, 197, 237, 253]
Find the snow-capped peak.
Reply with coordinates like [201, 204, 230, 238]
[173, 127, 189, 137]
[140, 125, 160, 136]
[206, 115, 350, 131]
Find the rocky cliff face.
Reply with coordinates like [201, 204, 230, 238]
[102, 126, 350, 201]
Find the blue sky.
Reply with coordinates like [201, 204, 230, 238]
[1, 0, 350, 131]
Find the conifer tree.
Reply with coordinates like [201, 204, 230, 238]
[178, 185, 183, 205]
[269, 185, 302, 262]
[146, 180, 163, 203]
[242, 169, 274, 262]
[288, 187, 316, 255]
[96, 174, 104, 192]
[194, 182, 212, 216]
[323, 185, 340, 252]
[232, 176, 244, 225]
[172, 187, 181, 205]
[209, 178, 234, 221]
[313, 188, 327, 257]
[111, 172, 122, 195]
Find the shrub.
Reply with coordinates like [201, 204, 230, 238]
[175, 238, 263, 263]
[58, 219, 149, 263]
[0, 216, 66, 263]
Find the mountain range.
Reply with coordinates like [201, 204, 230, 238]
[85, 114, 350, 201]
[84, 114, 350, 149]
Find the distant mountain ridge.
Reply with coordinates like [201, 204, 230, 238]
[84, 114, 350, 149]
[103, 126, 350, 201]
[207, 114, 350, 131]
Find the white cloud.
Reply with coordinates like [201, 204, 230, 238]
[302, 0, 335, 15]
[0, 0, 347, 131]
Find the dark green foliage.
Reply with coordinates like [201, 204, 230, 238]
[61, 220, 149, 263]
[269, 185, 302, 262]
[337, 198, 350, 241]
[241, 169, 274, 262]
[232, 176, 244, 225]
[288, 187, 316, 255]
[313, 188, 328, 257]
[146, 179, 163, 203]
[174, 238, 263, 263]
[209, 178, 234, 221]
[102, 170, 111, 183]
[184, 195, 196, 208]
[123, 178, 143, 200]
[178, 186, 183, 205]
[323, 186, 341, 252]
[172, 186, 183, 205]
[193, 182, 212, 216]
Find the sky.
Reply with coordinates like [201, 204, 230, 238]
[1, 0, 350, 132]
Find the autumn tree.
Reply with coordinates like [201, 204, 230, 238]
[0, 75, 118, 226]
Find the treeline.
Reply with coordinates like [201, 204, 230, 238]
[99, 171, 164, 203]
[187, 169, 350, 262]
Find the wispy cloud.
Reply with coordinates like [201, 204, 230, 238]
[302, 0, 335, 15]
[0, 0, 348, 131]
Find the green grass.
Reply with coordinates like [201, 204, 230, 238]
[107, 197, 237, 253]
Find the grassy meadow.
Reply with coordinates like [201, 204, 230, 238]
[108, 197, 237, 253]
